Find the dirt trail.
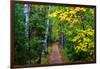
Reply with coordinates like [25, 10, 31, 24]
[49, 42, 63, 64]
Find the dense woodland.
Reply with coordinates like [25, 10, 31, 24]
[14, 3, 95, 65]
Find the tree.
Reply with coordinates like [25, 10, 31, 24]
[48, 6, 95, 61]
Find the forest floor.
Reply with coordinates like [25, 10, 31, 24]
[49, 42, 63, 64]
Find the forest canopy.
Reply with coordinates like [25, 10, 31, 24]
[14, 3, 96, 65]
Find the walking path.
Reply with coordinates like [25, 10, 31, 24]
[49, 42, 63, 64]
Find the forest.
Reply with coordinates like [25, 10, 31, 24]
[14, 3, 95, 65]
